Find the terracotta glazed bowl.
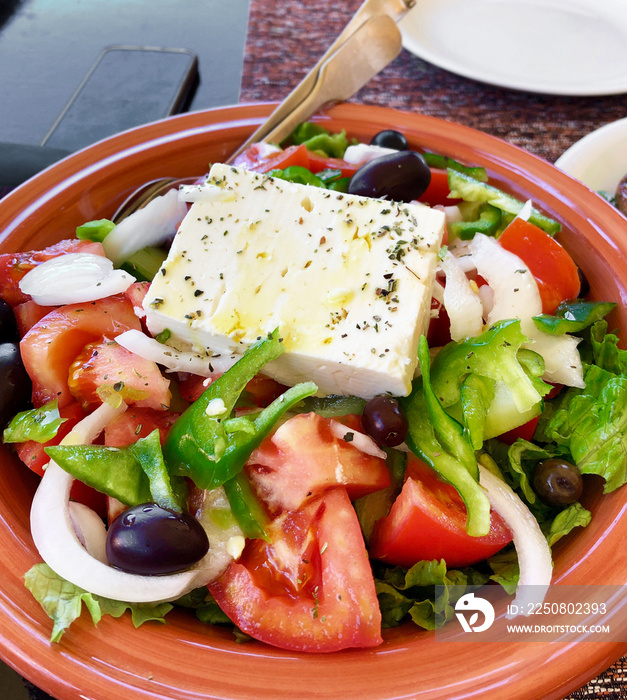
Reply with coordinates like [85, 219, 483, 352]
[1, 103, 626, 700]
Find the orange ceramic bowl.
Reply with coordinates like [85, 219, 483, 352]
[0, 103, 626, 700]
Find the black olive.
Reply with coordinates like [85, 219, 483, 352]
[532, 458, 583, 508]
[362, 396, 408, 447]
[106, 502, 210, 575]
[348, 151, 431, 203]
[0, 299, 18, 342]
[0, 342, 32, 427]
[369, 129, 409, 151]
[577, 268, 590, 298]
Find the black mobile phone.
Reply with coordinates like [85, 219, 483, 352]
[40, 45, 198, 152]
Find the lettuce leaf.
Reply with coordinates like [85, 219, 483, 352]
[374, 559, 488, 630]
[544, 502, 592, 548]
[24, 563, 172, 642]
[540, 321, 627, 493]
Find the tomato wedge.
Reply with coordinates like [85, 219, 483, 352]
[234, 143, 360, 178]
[68, 337, 171, 411]
[13, 300, 55, 337]
[104, 407, 180, 447]
[417, 168, 460, 207]
[209, 487, 382, 652]
[369, 457, 513, 568]
[20, 294, 141, 407]
[498, 218, 580, 314]
[246, 412, 390, 514]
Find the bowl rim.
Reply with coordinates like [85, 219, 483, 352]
[1, 102, 627, 700]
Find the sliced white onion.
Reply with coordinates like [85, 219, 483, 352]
[178, 183, 237, 204]
[18, 253, 135, 306]
[69, 502, 108, 563]
[329, 420, 387, 459]
[342, 143, 397, 165]
[31, 402, 238, 603]
[517, 199, 533, 222]
[479, 465, 552, 614]
[469, 233, 584, 388]
[115, 329, 238, 377]
[431, 278, 445, 305]
[438, 251, 484, 342]
[103, 188, 188, 267]
[437, 204, 464, 225]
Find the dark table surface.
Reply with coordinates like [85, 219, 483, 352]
[2, 0, 627, 698]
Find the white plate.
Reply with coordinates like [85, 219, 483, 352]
[555, 117, 627, 194]
[400, 0, 627, 96]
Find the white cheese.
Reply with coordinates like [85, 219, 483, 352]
[143, 163, 445, 398]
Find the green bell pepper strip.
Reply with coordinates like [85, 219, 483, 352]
[128, 430, 185, 512]
[430, 319, 550, 415]
[449, 204, 501, 240]
[459, 373, 495, 451]
[417, 335, 478, 479]
[532, 300, 616, 335]
[223, 471, 270, 541]
[3, 400, 65, 444]
[422, 153, 488, 182]
[294, 393, 367, 418]
[163, 330, 318, 490]
[399, 353, 491, 538]
[75, 218, 115, 242]
[447, 169, 561, 235]
[46, 429, 186, 510]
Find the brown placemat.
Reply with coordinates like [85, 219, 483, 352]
[240, 1, 627, 698]
[240, 0, 627, 164]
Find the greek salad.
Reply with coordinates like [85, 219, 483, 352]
[1, 121, 625, 652]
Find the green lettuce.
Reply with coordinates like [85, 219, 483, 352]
[540, 321, 627, 493]
[24, 563, 172, 642]
[374, 559, 488, 630]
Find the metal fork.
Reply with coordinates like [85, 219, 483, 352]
[112, 0, 415, 223]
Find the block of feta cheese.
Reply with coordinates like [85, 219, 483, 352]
[142, 163, 445, 398]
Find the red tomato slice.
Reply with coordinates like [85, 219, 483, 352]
[305, 151, 360, 178]
[124, 281, 150, 312]
[20, 295, 142, 408]
[0, 239, 105, 307]
[242, 144, 311, 172]
[234, 143, 360, 178]
[209, 487, 382, 652]
[68, 337, 171, 411]
[499, 415, 540, 445]
[246, 412, 390, 514]
[427, 297, 452, 348]
[369, 457, 513, 569]
[13, 300, 55, 337]
[498, 218, 580, 315]
[417, 168, 459, 207]
[104, 407, 180, 447]
[176, 372, 286, 407]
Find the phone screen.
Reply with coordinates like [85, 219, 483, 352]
[41, 45, 198, 151]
